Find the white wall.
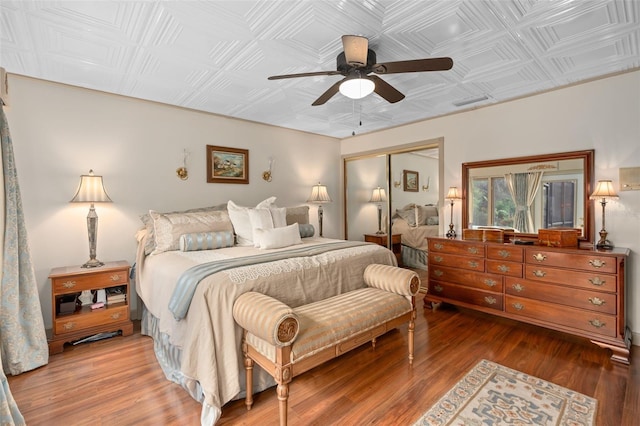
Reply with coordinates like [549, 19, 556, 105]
[342, 70, 640, 343]
[5, 75, 340, 328]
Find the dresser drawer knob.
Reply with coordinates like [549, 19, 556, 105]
[588, 259, 606, 269]
[110, 274, 121, 282]
[433, 285, 443, 293]
[589, 319, 606, 328]
[433, 255, 443, 263]
[468, 260, 479, 268]
[588, 277, 606, 286]
[468, 247, 479, 254]
[484, 279, 497, 287]
[498, 250, 510, 259]
[62, 280, 77, 289]
[532, 253, 547, 262]
[110, 312, 122, 320]
[588, 297, 606, 306]
[433, 269, 444, 278]
[512, 302, 524, 311]
[498, 264, 510, 273]
[512, 283, 525, 292]
[63, 322, 76, 330]
[434, 243, 444, 250]
[484, 296, 497, 305]
[532, 269, 546, 278]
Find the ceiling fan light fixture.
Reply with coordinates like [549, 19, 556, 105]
[339, 77, 375, 100]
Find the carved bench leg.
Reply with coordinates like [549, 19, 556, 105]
[277, 383, 289, 426]
[245, 356, 254, 410]
[408, 311, 415, 365]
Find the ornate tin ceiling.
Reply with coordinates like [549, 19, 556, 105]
[1, 0, 638, 138]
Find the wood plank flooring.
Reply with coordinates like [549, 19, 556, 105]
[8, 294, 639, 425]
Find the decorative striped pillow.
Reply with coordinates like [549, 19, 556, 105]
[179, 231, 235, 251]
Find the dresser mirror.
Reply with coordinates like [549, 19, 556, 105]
[462, 150, 594, 244]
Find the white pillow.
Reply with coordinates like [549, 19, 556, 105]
[227, 197, 277, 246]
[248, 207, 288, 247]
[254, 223, 302, 249]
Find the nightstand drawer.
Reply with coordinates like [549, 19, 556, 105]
[51, 268, 128, 293]
[54, 304, 129, 335]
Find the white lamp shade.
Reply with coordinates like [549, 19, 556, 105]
[70, 170, 112, 203]
[446, 186, 461, 200]
[589, 180, 619, 200]
[308, 183, 332, 203]
[369, 187, 386, 203]
[339, 77, 375, 99]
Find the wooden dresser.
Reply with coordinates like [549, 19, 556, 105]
[426, 236, 631, 364]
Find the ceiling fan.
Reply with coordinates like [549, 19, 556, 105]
[268, 35, 453, 106]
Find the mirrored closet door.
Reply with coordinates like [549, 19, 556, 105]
[343, 138, 443, 269]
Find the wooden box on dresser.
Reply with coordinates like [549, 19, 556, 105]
[426, 236, 631, 364]
[48, 260, 133, 355]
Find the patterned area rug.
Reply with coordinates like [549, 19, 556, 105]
[414, 359, 597, 426]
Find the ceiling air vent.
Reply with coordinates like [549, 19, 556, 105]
[453, 95, 489, 107]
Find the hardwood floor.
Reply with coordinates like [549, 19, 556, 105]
[8, 294, 639, 425]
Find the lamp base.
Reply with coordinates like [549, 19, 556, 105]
[595, 229, 614, 250]
[375, 230, 385, 235]
[446, 224, 456, 239]
[82, 258, 104, 268]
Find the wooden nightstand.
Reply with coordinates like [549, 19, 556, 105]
[48, 260, 133, 354]
[364, 233, 403, 267]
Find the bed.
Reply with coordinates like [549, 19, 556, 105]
[391, 204, 440, 269]
[134, 199, 397, 425]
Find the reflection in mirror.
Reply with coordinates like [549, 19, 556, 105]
[344, 143, 441, 270]
[462, 150, 594, 243]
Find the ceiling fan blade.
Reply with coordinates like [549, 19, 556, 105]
[268, 70, 342, 80]
[341, 35, 369, 66]
[370, 75, 405, 103]
[312, 79, 345, 106]
[373, 57, 453, 74]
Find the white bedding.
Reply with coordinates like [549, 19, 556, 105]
[391, 217, 439, 251]
[135, 231, 396, 424]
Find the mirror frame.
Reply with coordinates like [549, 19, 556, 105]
[461, 149, 595, 244]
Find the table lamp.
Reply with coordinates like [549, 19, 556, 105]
[307, 182, 331, 237]
[70, 169, 112, 267]
[369, 186, 387, 234]
[589, 179, 618, 250]
[446, 186, 461, 239]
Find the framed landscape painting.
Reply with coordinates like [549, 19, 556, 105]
[404, 170, 418, 192]
[207, 145, 249, 184]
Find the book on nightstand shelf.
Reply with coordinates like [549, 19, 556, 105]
[105, 286, 126, 304]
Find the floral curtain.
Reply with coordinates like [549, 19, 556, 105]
[505, 172, 544, 233]
[0, 102, 48, 424]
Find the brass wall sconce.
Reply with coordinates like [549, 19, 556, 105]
[393, 173, 401, 188]
[176, 149, 188, 180]
[262, 158, 273, 182]
[422, 176, 430, 191]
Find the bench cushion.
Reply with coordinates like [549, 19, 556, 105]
[246, 287, 412, 363]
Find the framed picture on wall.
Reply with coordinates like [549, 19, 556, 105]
[403, 170, 418, 192]
[207, 145, 249, 184]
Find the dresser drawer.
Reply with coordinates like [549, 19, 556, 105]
[54, 304, 129, 335]
[430, 266, 503, 292]
[486, 259, 523, 277]
[51, 268, 128, 293]
[429, 281, 503, 311]
[430, 253, 485, 271]
[505, 277, 616, 314]
[487, 245, 523, 262]
[429, 239, 485, 257]
[525, 249, 617, 273]
[524, 265, 617, 292]
[505, 295, 616, 338]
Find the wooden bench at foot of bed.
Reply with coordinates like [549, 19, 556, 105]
[232, 264, 421, 426]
